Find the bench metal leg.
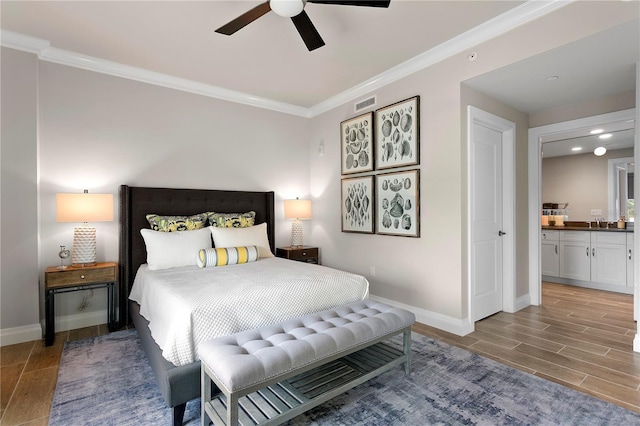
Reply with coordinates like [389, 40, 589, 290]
[227, 394, 238, 426]
[202, 367, 212, 426]
[403, 329, 412, 375]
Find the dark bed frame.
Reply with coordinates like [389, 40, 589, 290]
[118, 185, 276, 425]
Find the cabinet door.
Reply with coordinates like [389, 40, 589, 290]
[560, 240, 590, 281]
[541, 241, 559, 277]
[591, 243, 626, 287]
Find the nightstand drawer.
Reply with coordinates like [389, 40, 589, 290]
[46, 264, 116, 288]
[276, 246, 320, 264]
[287, 247, 318, 260]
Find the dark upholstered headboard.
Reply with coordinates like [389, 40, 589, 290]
[117, 185, 275, 328]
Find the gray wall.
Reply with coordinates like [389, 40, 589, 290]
[542, 148, 634, 221]
[1, 48, 40, 339]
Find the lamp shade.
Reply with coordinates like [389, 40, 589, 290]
[56, 193, 114, 223]
[284, 199, 312, 220]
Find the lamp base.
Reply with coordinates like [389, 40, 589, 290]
[291, 220, 303, 247]
[71, 226, 97, 267]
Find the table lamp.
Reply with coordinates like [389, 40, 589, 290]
[284, 198, 312, 247]
[56, 190, 114, 266]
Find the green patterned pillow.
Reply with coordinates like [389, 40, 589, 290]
[207, 211, 256, 228]
[146, 213, 208, 232]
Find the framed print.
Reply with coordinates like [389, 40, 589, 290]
[341, 176, 374, 234]
[375, 96, 419, 170]
[376, 169, 420, 237]
[341, 112, 374, 174]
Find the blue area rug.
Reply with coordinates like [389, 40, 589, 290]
[50, 329, 640, 425]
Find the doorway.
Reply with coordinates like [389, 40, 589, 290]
[468, 106, 516, 322]
[527, 108, 639, 351]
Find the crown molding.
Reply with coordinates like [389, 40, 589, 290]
[0, 30, 310, 117]
[308, 0, 572, 117]
[1, 0, 570, 118]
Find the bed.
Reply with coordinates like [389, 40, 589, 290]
[117, 185, 369, 425]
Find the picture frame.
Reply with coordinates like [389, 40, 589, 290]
[375, 169, 420, 237]
[341, 175, 374, 234]
[375, 96, 420, 170]
[340, 111, 374, 175]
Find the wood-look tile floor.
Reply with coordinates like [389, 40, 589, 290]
[1, 283, 638, 425]
[415, 282, 640, 414]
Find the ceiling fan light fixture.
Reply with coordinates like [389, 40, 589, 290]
[594, 146, 607, 156]
[271, 0, 306, 18]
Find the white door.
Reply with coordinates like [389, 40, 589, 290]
[470, 118, 504, 321]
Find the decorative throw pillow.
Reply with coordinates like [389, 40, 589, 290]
[209, 222, 274, 258]
[196, 246, 259, 268]
[146, 213, 208, 232]
[207, 211, 256, 228]
[140, 228, 212, 270]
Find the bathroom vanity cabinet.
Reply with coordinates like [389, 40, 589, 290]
[542, 228, 633, 294]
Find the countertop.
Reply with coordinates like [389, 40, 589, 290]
[542, 225, 633, 233]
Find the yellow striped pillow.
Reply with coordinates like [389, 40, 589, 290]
[197, 246, 259, 268]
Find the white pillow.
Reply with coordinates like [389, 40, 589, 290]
[140, 228, 212, 270]
[209, 222, 274, 258]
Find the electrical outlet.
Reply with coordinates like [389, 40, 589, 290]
[591, 209, 602, 216]
[369, 266, 376, 277]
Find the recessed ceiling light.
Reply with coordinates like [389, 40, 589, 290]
[598, 133, 613, 139]
[590, 129, 604, 134]
[594, 147, 607, 156]
[571, 147, 582, 152]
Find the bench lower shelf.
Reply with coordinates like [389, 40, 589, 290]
[204, 341, 407, 425]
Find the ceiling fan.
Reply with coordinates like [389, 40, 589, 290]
[215, 0, 391, 51]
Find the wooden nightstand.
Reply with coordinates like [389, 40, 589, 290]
[276, 246, 319, 264]
[44, 262, 117, 346]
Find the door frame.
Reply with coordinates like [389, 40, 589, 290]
[527, 108, 636, 306]
[467, 106, 516, 324]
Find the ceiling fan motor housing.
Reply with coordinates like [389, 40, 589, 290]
[271, 0, 306, 18]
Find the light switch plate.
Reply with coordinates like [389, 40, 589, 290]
[591, 209, 602, 215]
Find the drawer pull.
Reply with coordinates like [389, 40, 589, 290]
[629, 249, 632, 260]
[302, 252, 307, 256]
[555, 244, 558, 254]
[592, 248, 595, 257]
[81, 275, 85, 279]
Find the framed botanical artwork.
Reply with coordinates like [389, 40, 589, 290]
[341, 176, 374, 234]
[375, 96, 420, 170]
[376, 169, 420, 237]
[340, 111, 374, 174]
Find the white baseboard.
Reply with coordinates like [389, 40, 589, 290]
[514, 293, 532, 312]
[0, 323, 42, 346]
[369, 295, 474, 336]
[0, 309, 108, 347]
[634, 333, 640, 353]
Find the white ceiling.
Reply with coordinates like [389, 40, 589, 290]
[0, 0, 523, 108]
[0, 1, 637, 124]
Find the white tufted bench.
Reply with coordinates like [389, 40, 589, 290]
[199, 300, 415, 426]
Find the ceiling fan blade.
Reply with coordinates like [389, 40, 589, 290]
[291, 10, 325, 51]
[215, 1, 272, 35]
[307, 0, 391, 7]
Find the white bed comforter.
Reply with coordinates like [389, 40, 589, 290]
[129, 257, 369, 366]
